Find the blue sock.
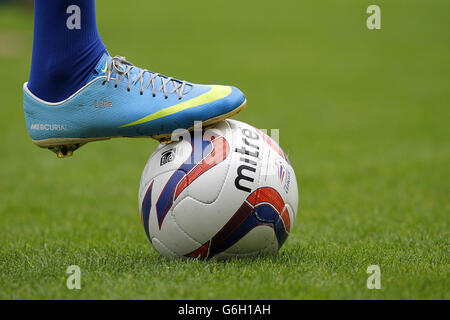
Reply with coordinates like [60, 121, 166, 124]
[28, 0, 106, 102]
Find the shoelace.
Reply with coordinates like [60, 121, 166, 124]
[104, 56, 186, 99]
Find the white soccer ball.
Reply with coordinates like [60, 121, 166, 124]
[138, 119, 299, 259]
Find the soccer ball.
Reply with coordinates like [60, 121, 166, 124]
[138, 119, 298, 259]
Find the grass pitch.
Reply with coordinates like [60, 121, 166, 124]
[0, 1, 448, 299]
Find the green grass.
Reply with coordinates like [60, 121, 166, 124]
[0, 0, 449, 299]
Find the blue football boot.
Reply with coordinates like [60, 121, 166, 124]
[23, 53, 246, 157]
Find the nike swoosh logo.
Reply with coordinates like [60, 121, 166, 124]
[101, 60, 107, 74]
[119, 85, 232, 127]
